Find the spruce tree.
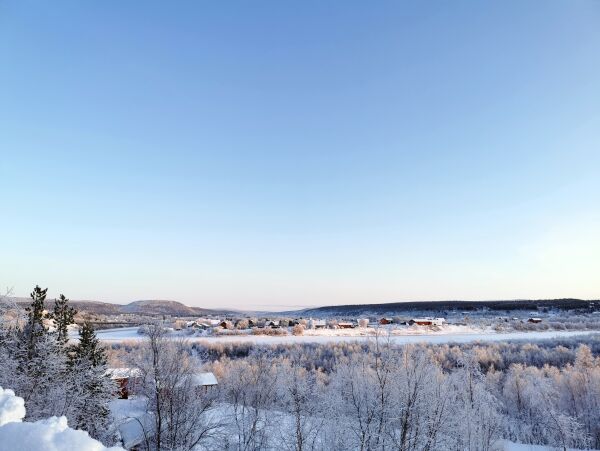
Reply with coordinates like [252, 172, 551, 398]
[74, 322, 106, 366]
[15, 285, 68, 416]
[23, 285, 48, 359]
[70, 322, 114, 441]
[49, 294, 76, 345]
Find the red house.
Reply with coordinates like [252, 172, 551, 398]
[106, 368, 142, 399]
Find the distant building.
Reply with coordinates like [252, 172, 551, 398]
[309, 319, 326, 329]
[409, 318, 446, 326]
[337, 322, 355, 329]
[528, 318, 542, 323]
[379, 318, 393, 325]
[191, 318, 220, 330]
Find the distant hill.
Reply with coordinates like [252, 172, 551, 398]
[120, 300, 219, 316]
[298, 299, 599, 317]
[13, 298, 234, 317]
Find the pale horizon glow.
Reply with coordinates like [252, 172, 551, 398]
[1, 1, 599, 310]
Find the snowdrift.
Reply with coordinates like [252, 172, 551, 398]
[0, 386, 123, 451]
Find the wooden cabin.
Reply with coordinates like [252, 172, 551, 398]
[106, 368, 142, 399]
[191, 372, 219, 394]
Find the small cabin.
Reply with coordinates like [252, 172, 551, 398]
[379, 318, 393, 325]
[311, 319, 326, 329]
[106, 368, 142, 399]
[338, 322, 355, 329]
[528, 318, 542, 323]
[190, 372, 219, 394]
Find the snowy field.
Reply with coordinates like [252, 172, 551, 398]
[87, 327, 600, 345]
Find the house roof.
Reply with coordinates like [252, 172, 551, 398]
[410, 317, 445, 322]
[119, 414, 153, 449]
[197, 318, 220, 326]
[106, 368, 142, 379]
[190, 372, 218, 387]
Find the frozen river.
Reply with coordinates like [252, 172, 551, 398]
[86, 327, 600, 345]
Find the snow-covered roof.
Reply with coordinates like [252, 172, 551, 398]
[411, 317, 445, 322]
[196, 318, 220, 326]
[190, 372, 218, 387]
[118, 414, 153, 449]
[106, 368, 142, 380]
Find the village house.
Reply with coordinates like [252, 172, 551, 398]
[189, 318, 220, 330]
[409, 317, 446, 326]
[528, 317, 542, 323]
[337, 322, 356, 329]
[309, 319, 327, 329]
[379, 317, 393, 325]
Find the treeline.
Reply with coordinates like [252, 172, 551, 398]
[106, 334, 600, 374]
[303, 298, 598, 316]
[0, 285, 114, 443]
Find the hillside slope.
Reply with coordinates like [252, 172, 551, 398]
[299, 299, 598, 317]
[13, 298, 233, 317]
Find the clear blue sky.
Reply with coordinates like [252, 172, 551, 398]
[1, 1, 599, 310]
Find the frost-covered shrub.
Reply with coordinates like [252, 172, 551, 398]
[251, 327, 288, 336]
[292, 324, 305, 336]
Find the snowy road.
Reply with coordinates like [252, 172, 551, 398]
[86, 327, 600, 345]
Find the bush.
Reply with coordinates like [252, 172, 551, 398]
[251, 327, 288, 336]
[292, 324, 305, 336]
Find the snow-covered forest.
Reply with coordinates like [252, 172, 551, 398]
[1, 288, 600, 450]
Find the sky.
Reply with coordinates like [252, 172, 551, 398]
[1, 1, 599, 310]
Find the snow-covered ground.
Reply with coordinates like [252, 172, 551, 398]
[493, 439, 595, 451]
[107, 397, 600, 451]
[85, 326, 600, 345]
